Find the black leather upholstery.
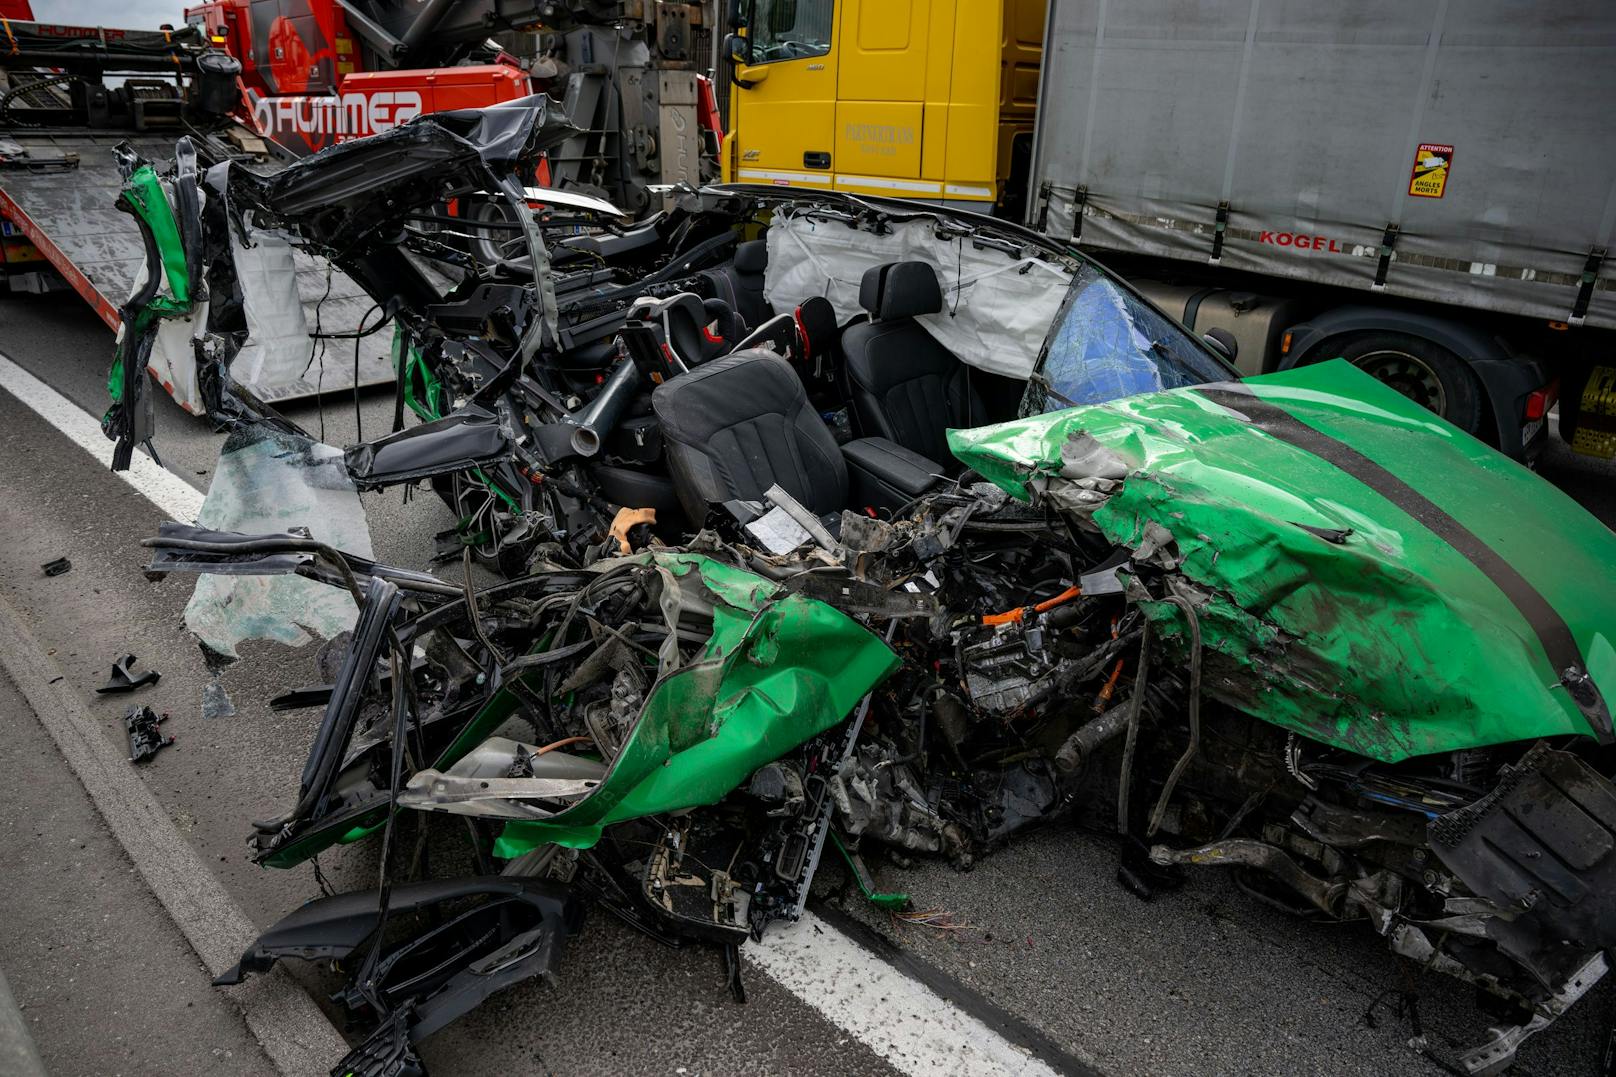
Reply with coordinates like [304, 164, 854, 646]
[735, 238, 768, 275]
[858, 260, 943, 320]
[842, 436, 944, 510]
[841, 261, 984, 464]
[700, 238, 772, 330]
[653, 349, 847, 522]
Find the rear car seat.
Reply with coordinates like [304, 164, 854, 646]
[699, 239, 772, 330]
[635, 292, 740, 366]
[721, 295, 840, 373]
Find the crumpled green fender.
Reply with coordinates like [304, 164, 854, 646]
[492, 552, 900, 857]
[949, 360, 1616, 762]
[106, 163, 193, 404]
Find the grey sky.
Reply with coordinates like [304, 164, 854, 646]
[30, 1, 191, 29]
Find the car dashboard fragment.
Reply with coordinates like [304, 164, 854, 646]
[114, 98, 1616, 1077]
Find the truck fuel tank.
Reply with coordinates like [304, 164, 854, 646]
[1128, 280, 1307, 377]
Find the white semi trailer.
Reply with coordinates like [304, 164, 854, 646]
[1026, 0, 1616, 460]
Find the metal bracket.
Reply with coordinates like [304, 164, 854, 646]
[1372, 223, 1401, 290]
[1570, 246, 1606, 326]
[1210, 200, 1230, 263]
[1035, 181, 1052, 232]
[96, 653, 161, 694]
[1070, 185, 1090, 241]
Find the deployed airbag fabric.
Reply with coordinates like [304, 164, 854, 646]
[764, 211, 1069, 379]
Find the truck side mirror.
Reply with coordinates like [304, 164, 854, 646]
[1202, 327, 1238, 363]
[725, 33, 764, 86]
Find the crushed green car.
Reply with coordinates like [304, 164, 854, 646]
[122, 120, 1616, 1075]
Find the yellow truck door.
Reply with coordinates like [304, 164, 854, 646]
[724, 0, 1042, 209]
[726, 0, 839, 189]
[833, 0, 929, 189]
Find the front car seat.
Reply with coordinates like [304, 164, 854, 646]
[652, 349, 847, 523]
[839, 261, 985, 464]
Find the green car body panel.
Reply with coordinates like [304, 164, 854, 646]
[492, 552, 900, 857]
[949, 360, 1616, 762]
[105, 164, 192, 409]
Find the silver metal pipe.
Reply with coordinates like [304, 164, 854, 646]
[569, 357, 642, 457]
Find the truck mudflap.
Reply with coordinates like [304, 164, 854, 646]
[1429, 743, 1616, 1071]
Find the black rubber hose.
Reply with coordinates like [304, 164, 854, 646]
[0, 73, 79, 129]
[1146, 595, 1204, 838]
[1115, 621, 1153, 834]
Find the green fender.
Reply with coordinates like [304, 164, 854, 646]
[493, 553, 900, 856]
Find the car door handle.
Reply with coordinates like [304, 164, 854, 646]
[803, 152, 831, 170]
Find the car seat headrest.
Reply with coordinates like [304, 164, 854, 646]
[734, 239, 768, 275]
[858, 261, 943, 321]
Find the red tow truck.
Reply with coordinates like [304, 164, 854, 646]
[0, 0, 721, 403]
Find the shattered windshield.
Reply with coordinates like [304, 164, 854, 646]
[1021, 264, 1232, 415]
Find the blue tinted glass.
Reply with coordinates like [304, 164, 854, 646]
[1023, 266, 1230, 415]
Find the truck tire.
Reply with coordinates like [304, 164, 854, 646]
[1314, 331, 1484, 434]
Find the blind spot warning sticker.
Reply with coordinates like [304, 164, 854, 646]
[1409, 143, 1454, 198]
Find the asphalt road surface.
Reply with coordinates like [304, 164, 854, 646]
[0, 290, 1612, 1077]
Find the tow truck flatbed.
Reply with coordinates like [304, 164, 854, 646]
[0, 129, 394, 405]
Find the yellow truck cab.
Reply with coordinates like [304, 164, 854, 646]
[721, 0, 1044, 216]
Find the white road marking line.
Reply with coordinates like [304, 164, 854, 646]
[0, 597, 351, 1076]
[0, 347, 1069, 1077]
[0, 352, 205, 523]
[748, 911, 1061, 1077]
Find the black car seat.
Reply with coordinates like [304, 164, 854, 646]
[632, 292, 738, 366]
[839, 261, 985, 464]
[699, 238, 772, 330]
[793, 295, 839, 375]
[724, 295, 840, 367]
[652, 349, 847, 523]
[701, 297, 746, 358]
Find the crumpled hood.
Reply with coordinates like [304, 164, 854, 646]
[949, 359, 1616, 761]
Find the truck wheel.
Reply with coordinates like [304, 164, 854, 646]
[1321, 331, 1483, 433]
